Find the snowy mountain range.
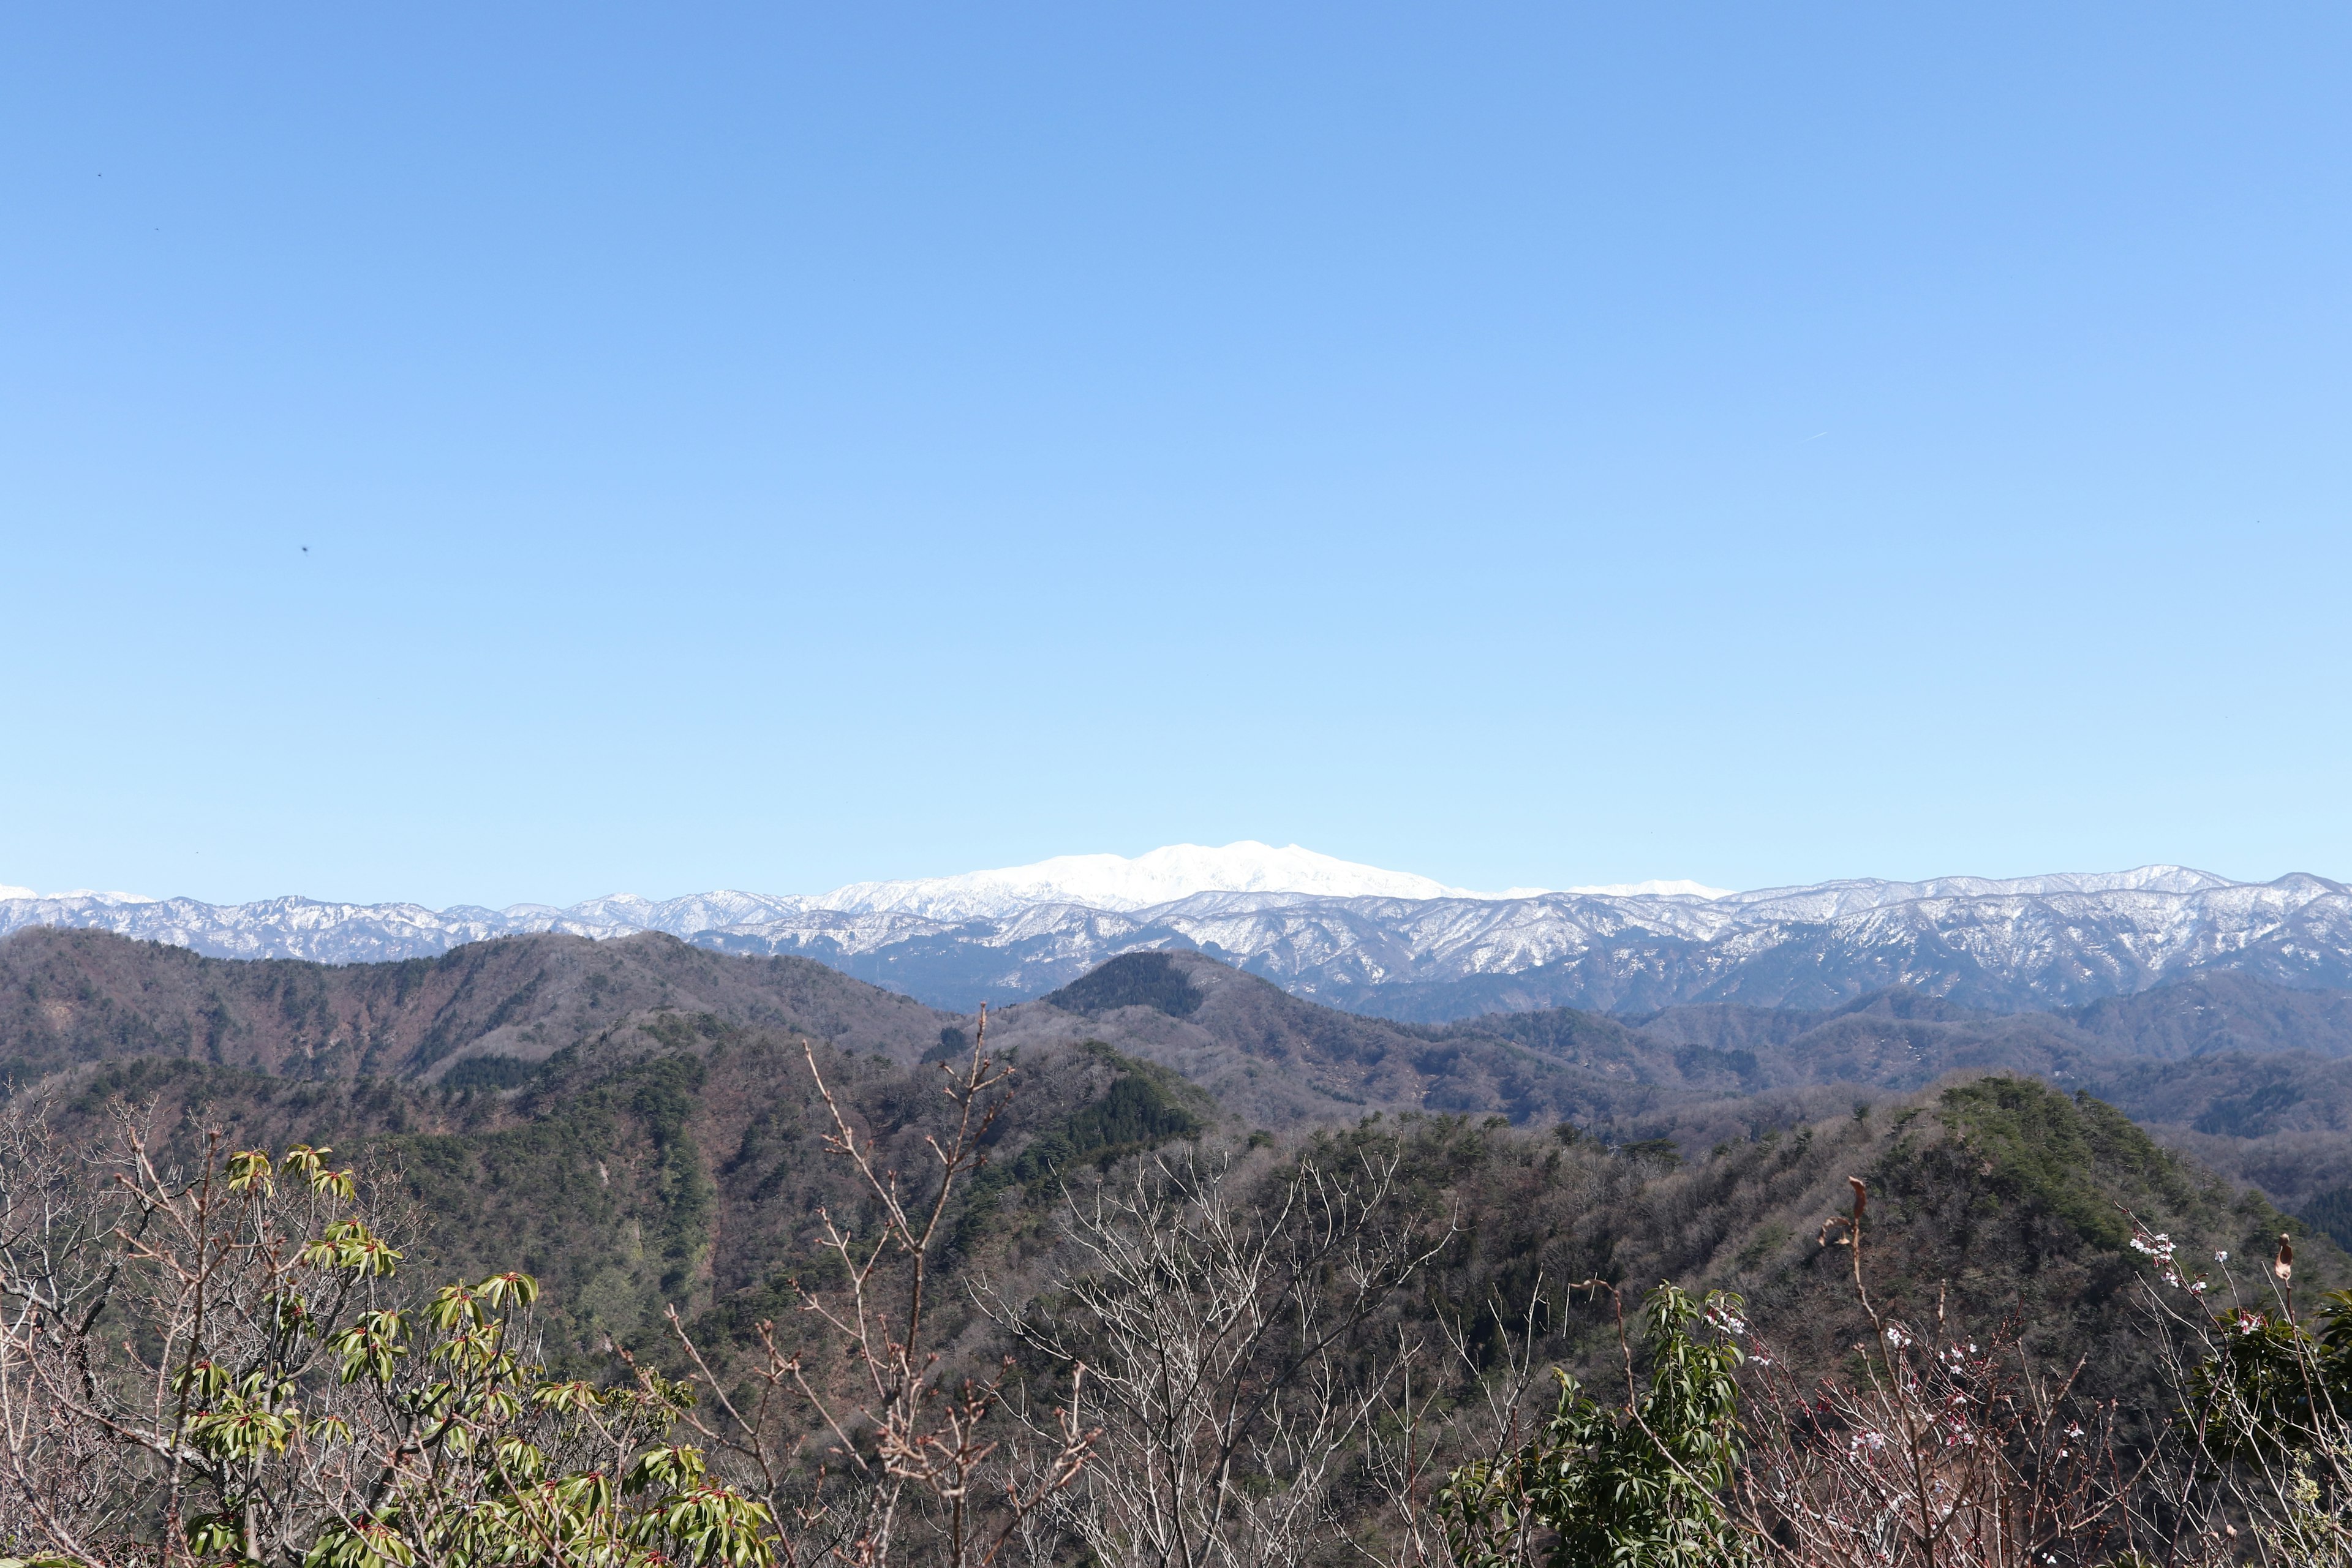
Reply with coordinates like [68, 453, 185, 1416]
[5, 844, 2347, 1020]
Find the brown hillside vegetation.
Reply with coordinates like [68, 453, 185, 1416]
[0, 925, 949, 1082]
[15, 1006, 2324, 1406]
[4, 931, 2348, 1564]
[21, 931, 2352, 1157]
[0, 932, 1789, 1129]
[15, 926, 2352, 1245]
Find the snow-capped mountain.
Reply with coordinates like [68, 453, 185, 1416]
[6, 850, 2349, 1021]
[809, 842, 1544, 918]
[689, 871, 2352, 1017]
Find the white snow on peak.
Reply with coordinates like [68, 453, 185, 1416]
[0, 886, 157, 905]
[1561, 879, 1736, 900]
[13, 854, 2352, 1013]
[812, 842, 1482, 921]
[1719, 865, 2237, 915]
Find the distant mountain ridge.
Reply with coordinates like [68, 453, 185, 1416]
[5, 848, 2349, 1017]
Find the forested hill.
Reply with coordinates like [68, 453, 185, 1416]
[14, 1030, 2327, 1422]
[0, 925, 949, 1083]
[2, 921, 2345, 1427]
[10, 926, 2352, 1231]
[1540, 976, 2352, 1217]
[0, 928, 1753, 1131]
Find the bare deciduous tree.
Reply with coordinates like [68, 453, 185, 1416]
[1732, 1180, 2139, 1568]
[666, 1012, 1096, 1568]
[2127, 1225, 2352, 1566]
[986, 1144, 1448, 1568]
[1357, 1283, 1559, 1568]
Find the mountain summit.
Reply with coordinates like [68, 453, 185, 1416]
[810, 841, 1517, 918]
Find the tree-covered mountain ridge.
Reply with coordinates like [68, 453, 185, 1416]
[13, 1025, 2328, 1567]
[12, 924, 2352, 1234]
[8, 923, 2352, 1566]
[7, 968, 2323, 1404]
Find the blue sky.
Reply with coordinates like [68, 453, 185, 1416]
[4, 5, 2348, 906]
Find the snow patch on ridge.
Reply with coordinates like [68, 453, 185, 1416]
[1563, 879, 1735, 900]
[0, 886, 157, 905]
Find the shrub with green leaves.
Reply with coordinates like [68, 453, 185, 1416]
[0, 1112, 773, 1568]
[1439, 1283, 1745, 1568]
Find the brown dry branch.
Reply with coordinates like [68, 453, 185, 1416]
[1357, 1278, 1563, 1568]
[666, 1008, 1096, 1568]
[2121, 1218, 2352, 1567]
[982, 1141, 1450, 1568]
[0, 1096, 428, 1565]
[1733, 1177, 2141, 1568]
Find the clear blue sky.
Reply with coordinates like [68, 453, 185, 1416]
[5, 5, 2348, 907]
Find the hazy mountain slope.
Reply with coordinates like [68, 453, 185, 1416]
[1411, 982, 2352, 1241]
[1521, 978, 2352, 1233]
[986, 951, 1700, 1129]
[1532, 980, 2352, 1099]
[1619, 990, 2099, 1090]
[1634, 974, 2352, 1069]
[2062, 971, 2352, 1059]
[1430, 1000, 1760, 1093]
